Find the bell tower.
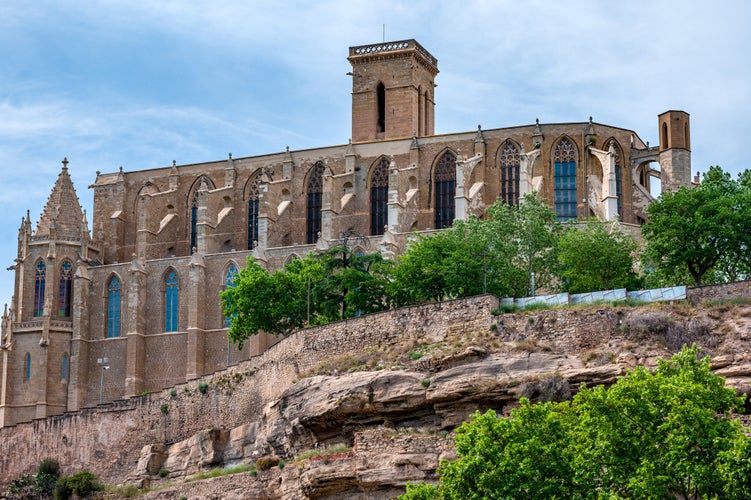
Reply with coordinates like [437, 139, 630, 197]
[658, 110, 692, 192]
[348, 39, 438, 142]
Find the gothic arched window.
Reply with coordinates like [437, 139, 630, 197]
[434, 151, 456, 229]
[164, 270, 179, 332]
[107, 277, 121, 338]
[34, 261, 45, 317]
[223, 263, 238, 328]
[24, 353, 31, 380]
[499, 141, 521, 206]
[370, 158, 389, 235]
[306, 163, 324, 244]
[554, 138, 578, 221]
[247, 176, 261, 249]
[58, 260, 73, 317]
[61, 353, 69, 381]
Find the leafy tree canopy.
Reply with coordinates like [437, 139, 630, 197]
[643, 166, 751, 286]
[402, 346, 750, 499]
[558, 219, 639, 293]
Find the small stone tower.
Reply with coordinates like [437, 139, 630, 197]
[658, 110, 692, 192]
[348, 39, 438, 142]
[0, 159, 98, 427]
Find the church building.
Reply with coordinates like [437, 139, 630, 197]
[0, 40, 691, 427]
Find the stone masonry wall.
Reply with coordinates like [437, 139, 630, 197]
[687, 280, 751, 305]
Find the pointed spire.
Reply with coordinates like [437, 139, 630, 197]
[34, 160, 85, 239]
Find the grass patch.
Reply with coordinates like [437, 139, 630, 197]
[186, 464, 255, 482]
[294, 444, 352, 462]
[704, 296, 751, 308]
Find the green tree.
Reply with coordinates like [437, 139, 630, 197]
[643, 166, 751, 286]
[487, 192, 561, 295]
[312, 243, 392, 320]
[221, 257, 323, 346]
[390, 193, 560, 305]
[557, 219, 638, 293]
[401, 346, 749, 499]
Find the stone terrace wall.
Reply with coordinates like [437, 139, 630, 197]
[687, 280, 751, 305]
[0, 295, 498, 485]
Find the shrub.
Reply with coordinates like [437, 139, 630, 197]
[38, 458, 61, 477]
[7, 473, 34, 496]
[55, 470, 102, 499]
[255, 456, 281, 470]
[35, 472, 58, 497]
[159, 469, 170, 478]
[170, 388, 177, 397]
[198, 382, 209, 394]
[160, 403, 169, 415]
[421, 379, 431, 388]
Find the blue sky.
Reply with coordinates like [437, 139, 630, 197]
[0, 0, 749, 306]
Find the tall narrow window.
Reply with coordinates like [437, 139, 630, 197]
[61, 353, 69, 381]
[306, 163, 324, 244]
[107, 277, 121, 338]
[662, 122, 669, 149]
[24, 353, 31, 380]
[499, 141, 521, 205]
[58, 261, 73, 317]
[164, 270, 179, 332]
[190, 193, 198, 253]
[434, 151, 456, 229]
[224, 264, 238, 328]
[376, 82, 385, 133]
[34, 261, 45, 317]
[247, 176, 260, 249]
[554, 138, 578, 221]
[370, 158, 389, 235]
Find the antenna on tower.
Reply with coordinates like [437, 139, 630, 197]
[383, 24, 385, 42]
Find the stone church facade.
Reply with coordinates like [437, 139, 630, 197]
[0, 39, 691, 427]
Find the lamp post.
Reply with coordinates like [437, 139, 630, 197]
[97, 357, 109, 404]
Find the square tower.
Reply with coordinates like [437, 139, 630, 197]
[658, 110, 692, 192]
[348, 40, 439, 142]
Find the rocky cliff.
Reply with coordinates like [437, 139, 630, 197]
[4, 289, 751, 499]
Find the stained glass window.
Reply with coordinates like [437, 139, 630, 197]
[554, 138, 578, 221]
[58, 261, 73, 317]
[306, 163, 324, 244]
[434, 151, 456, 229]
[370, 158, 389, 235]
[500, 141, 520, 206]
[34, 261, 45, 317]
[164, 270, 179, 332]
[107, 277, 121, 338]
[223, 264, 238, 328]
[247, 176, 260, 249]
[61, 353, 69, 381]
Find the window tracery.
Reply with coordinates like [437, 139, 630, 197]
[370, 158, 389, 235]
[434, 151, 456, 229]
